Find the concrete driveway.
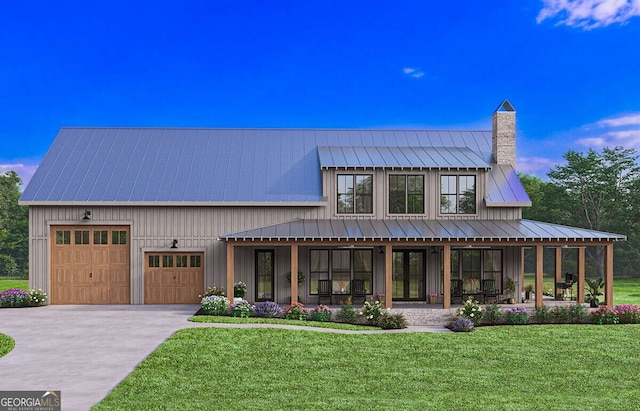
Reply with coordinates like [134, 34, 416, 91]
[0, 304, 201, 411]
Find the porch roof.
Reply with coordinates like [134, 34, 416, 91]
[218, 219, 626, 243]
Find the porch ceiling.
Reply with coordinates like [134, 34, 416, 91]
[218, 219, 626, 243]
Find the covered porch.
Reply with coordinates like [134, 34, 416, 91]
[219, 219, 625, 309]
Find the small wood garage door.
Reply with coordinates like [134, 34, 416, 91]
[50, 226, 130, 304]
[144, 253, 204, 304]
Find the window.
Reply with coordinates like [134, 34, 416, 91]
[74, 230, 90, 245]
[308, 249, 373, 295]
[337, 174, 373, 214]
[389, 175, 424, 214]
[255, 250, 274, 301]
[112, 230, 127, 245]
[440, 175, 476, 214]
[93, 230, 108, 245]
[190, 255, 201, 268]
[448, 249, 502, 291]
[55, 230, 71, 245]
[162, 255, 173, 268]
[148, 255, 160, 268]
[176, 256, 188, 268]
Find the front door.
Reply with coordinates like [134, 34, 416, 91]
[392, 250, 425, 300]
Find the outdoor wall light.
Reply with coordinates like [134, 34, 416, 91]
[377, 246, 385, 255]
[82, 210, 91, 220]
[431, 246, 438, 254]
[171, 239, 178, 249]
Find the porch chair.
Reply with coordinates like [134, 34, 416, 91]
[556, 272, 575, 301]
[481, 279, 499, 304]
[317, 279, 332, 305]
[451, 279, 463, 304]
[350, 279, 367, 304]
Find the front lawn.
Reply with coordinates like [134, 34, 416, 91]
[94, 325, 640, 410]
[0, 278, 28, 292]
[190, 315, 381, 331]
[0, 333, 15, 357]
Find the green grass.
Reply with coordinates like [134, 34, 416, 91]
[0, 278, 28, 292]
[523, 275, 640, 306]
[94, 325, 640, 411]
[189, 315, 381, 331]
[0, 333, 15, 358]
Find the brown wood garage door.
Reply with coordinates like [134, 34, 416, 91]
[50, 226, 130, 304]
[144, 253, 204, 304]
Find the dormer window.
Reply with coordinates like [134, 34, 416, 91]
[389, 174, 424, 214]
[337, 174, 373, 214]
[440, 175, 476, 214]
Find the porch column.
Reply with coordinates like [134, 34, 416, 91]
[226, 244, 235, 304]
[577, 247, 585, 303]
[291, 244, 298, 304]
[520, 247, 525, 295]
[535, 244, 544, 308]
[604, 243, 614, 306]
[443, 244, 451, 309]
[555, 247, 563, 300]
[385, 244, 392, 309]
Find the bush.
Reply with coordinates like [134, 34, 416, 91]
[309, 305, 332, 322]
[567, 303, 589, 323]
[504, 307, 528, 325]
[233, 282, 247, 298]
[230, 299, 254, 318]
[614, 304, 640, 324]
[534, 305, 553, 324]
[201, 295, 229, 315]
[27, 289, 48, 306]
[360, 301, 387, 325]
[335, 302, 358, 323]
[0, 288, 30, 308]
[482, 304, 503, 325]
[454, 297, 483, 325]
[200, 285, 225, 298]
[452, 317, 474, 332]
[284, 302, 308, 320]
[551, 306, 571, 324]
[254, 301, 282, 318]
[591, 306, 619, 325]
[377, 313, 408, 329]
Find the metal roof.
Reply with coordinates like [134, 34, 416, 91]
[21, 128, 495, 204]
[317, 146, 490, 170]
[485, 165, 532, 207]
[219, 219, 626, 242]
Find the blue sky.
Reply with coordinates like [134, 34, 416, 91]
[2, 1, 640, 185]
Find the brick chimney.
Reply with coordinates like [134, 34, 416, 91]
[492, 100, 516, 167]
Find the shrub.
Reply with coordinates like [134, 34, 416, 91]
[454, 297, 483, 325]
[551, 306, 571, 324]
[591, 306, 619, 325]
[284, 302, 308, 320]
[482, 304, 503, 325]
[614, 304, 640, 324]
[27, 289, 48, 306]
[335, 302, 358, 323]
[254, 301, 282, 318]
[452, 317, 474, 332]
[360, 301, 387, 325]
[504, 307, 528, 325]
[233, 282, 247, 298]
[309, 305, 332, 322]
[201, 295, 229, 315]
[567, 303, 589, 323]
[534, 305, 553, 324]
[230, 299, 254, 318]
[378, 313, 408, 329]
[200, 285, 225, 298]
[0, 288, 30, 308]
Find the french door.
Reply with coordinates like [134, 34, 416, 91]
[392, 250, 425, 300]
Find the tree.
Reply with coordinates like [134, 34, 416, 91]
[0, 171, 28, 277]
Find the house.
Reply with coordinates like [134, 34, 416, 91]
[19, 101, 625, 308]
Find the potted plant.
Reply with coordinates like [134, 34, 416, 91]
[585, 278, 604, 308]
[524, 284, 533, 302]
[428, 293, 438, 304]
[505, 278, 516, 304]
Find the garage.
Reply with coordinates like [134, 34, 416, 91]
[144, 252, 204, 304]
[50, 226, 130, 304]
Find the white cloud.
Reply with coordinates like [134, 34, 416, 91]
[0, 163, 39, 187]
[402, 67, 425, 78]
[575, 112, 640, 148]
[596, 113, 640, 127]
[537, 0, 640, 29]
[517, 156, 559, 177]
